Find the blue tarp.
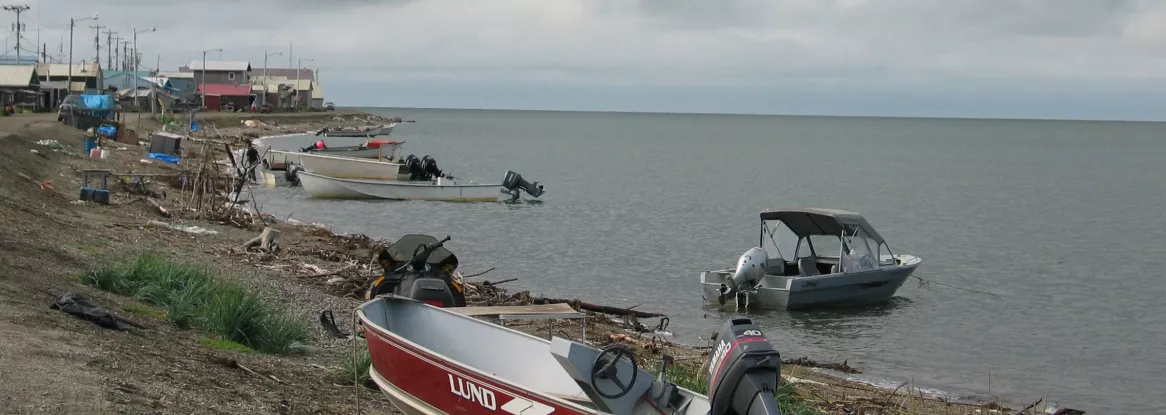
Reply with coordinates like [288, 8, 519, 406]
[147, 153, 181, 164]
[78, 94, 114, 111]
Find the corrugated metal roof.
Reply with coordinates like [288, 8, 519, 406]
[158, 71, 194, 79]
[40, 80, 88, 92]
[0, 65, 37, 87]
[36, 63, 101, 77]
[187, 60, 251, 71]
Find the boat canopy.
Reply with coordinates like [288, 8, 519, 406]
[759, 208, 885, 245]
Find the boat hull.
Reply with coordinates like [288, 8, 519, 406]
[298, 172, 509, 201]
[321, 123, 395, 137]
[296, 152, 409, 180]
[700, 255, 921, 310]
[359, 301, 590, 415]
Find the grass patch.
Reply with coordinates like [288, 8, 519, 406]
[81, 251, 310, 354]
[667, 364, 821, 415]
[332, 345, 374, 389]
[120, 303, 165, 319]
[196, 337, 254, 353]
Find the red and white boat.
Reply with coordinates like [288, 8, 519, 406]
[357, 295, 787, 415]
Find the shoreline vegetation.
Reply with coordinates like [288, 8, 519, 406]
[0, 110, 1079, 414]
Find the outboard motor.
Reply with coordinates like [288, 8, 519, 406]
[404, 154, 445, 181]
[420, 155, 444, 179]
[718, 247, 767, 306]
[707, 318, 782, 415]
[284, 162, 304, 187]
[501, 171, 545, 198]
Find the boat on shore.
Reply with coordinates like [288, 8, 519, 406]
[358, 295, 785, 415]
[294, 152, 409, 181]
[699, 208, 921, 310]
[264, 140, 403, 171]
[314, 123, 396, 138]
[302, 139, 403, 159]
[296, 170, 544, 202]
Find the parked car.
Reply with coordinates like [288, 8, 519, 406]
[324, 102, 335, 111]
[57, 95, 78, 121]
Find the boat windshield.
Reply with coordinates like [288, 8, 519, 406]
[841, 226, 878, 272]
[762, 221, 797, 262]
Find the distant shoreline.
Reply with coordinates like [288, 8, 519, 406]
[342, 105, 1166, 124]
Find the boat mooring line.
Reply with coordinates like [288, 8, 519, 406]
[911, 275, 1000, 297]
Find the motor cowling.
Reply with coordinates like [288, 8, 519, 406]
[707, 318, 782, 415]
[501, 171, 545, 198]
[720, 247, 767, 302]
[404, 154, 444, 181]
[284, 163, 304, 186]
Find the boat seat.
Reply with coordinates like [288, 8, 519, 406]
[797, 257, 820, 277]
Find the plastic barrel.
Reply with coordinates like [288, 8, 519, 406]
[83, 137, 97, 157]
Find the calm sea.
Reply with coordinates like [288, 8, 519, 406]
[254, 108, 1166, 413]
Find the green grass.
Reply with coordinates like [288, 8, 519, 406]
[81, 251, 310, 354]
[332, 345, 374, 388]
[121, 303, 165, 319]
[666, 364, 821, 415]
[197, 337, 254, 353]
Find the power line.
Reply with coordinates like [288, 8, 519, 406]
[3, 4, 30, 62]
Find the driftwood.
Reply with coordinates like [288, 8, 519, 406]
[532, 297, 666, 318]
[242, 227, 281, 253]
[297, 263, 357, 278]
[209, 356, 285, 384]
[146, 198, 170, 217]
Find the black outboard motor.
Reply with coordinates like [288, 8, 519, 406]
[707, 318, 782, 415]
[404, 154, 446, 181]
[284, 162, 304, 187]
[501, 171, 545, 198]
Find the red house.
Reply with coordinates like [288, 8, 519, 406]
[196, 84, 253, 111]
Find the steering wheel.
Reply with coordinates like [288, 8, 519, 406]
[589, 344, 639, 399]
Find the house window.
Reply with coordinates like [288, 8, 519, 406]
[228, 72, 235, 81]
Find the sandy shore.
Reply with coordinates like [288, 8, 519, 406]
[0, 111, 1072, 414]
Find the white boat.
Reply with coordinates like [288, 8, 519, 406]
[297, 170, 545, 202]
[699, 208, 921, 310]
[314, 123, 396, 138]
[295, 152, 409, 181]
[358, 295, 785, 415]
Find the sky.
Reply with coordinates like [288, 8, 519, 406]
[10, 0, 1166, 120]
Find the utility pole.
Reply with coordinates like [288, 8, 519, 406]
[105, 29, 115, 69]
[90, 24, 104, 68]
[3, 5, 30, 63]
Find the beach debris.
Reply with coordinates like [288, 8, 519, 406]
[49, 292, 139, 331]
[781, 356, 862, 374]
[318, 310, 350, 339]
[35, 139, 63, 151]
[146, 220, 218, 235]
[242, 227, 280, 253]
[208, 355, 284, 384]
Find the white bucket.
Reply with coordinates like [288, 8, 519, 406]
[100, 148, 109, 159]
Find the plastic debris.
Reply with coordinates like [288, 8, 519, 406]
[50, 292, 127, 331]
[36, 139, 63, 151]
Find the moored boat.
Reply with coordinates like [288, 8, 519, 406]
[314, 123, 396, 138]
[296, 170, 544, 202]
[699, 208, 921, 310]
[358, 295, 786, 415]
[295, 152, 410, 180]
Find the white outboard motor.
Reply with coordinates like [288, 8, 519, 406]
[718, 247, 767, 305]
[707, 318, 782, 415]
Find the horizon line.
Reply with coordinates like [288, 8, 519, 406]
[340, 105, 1166, 124]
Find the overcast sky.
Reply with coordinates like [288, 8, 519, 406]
[14, 0, 1166, 120]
